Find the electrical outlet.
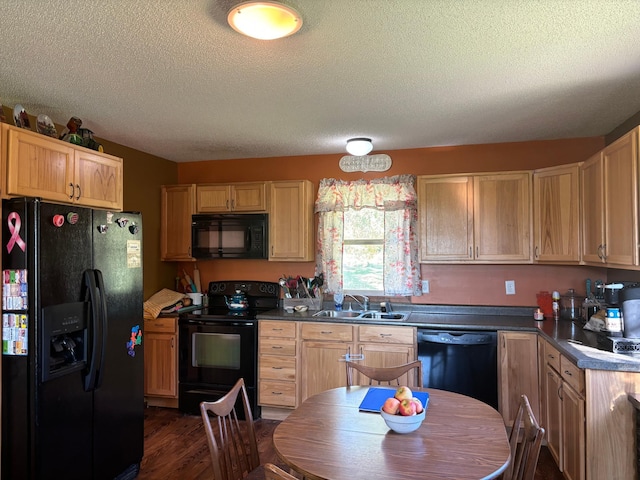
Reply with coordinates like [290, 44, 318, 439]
[505, 280, 516, 295]
[422, 280, 430, 293]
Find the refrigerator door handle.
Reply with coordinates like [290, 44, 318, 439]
[83, 269, 108, 391]
[93, 269, 108, 389]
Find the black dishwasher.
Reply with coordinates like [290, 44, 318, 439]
[418, 329, 498, 409]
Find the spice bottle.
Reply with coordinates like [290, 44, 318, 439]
[552, 291, 560, 320]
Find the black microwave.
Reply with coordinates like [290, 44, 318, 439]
[191, 214, 268, 259]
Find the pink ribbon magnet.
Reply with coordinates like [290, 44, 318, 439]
[7, 212, 26, 253]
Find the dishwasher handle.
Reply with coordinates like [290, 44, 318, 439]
[417, 330, 497, 345]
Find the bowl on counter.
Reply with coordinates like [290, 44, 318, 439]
[380, 408, 425, 434]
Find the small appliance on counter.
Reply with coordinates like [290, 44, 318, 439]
[594, 283, 640, 355]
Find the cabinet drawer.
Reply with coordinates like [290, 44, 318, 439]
[260, 321, 296, 338]
[560, 356, 584, 395]
[544, 341, 561, 372]
[259, 380, 297, 407]
[259, 337, 296, 356]
[301, 323, 353, 341]
[358, 325, 415, 344]
[144, 316, 177, 333]
[259, 355, 296, 381]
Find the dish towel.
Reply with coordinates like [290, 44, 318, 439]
[144, 288, 185, 318]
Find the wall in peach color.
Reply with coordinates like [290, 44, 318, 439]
[177, 137, 607, 306]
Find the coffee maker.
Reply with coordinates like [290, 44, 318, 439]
[621, 286, 640, 338]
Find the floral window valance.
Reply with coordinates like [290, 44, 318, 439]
[315, 175, 422, 297]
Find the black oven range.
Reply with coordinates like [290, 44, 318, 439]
[178, 280, 279, 419]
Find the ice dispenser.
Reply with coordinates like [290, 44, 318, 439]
[41, 302, 88, 382]
[621, 286, 640, 338]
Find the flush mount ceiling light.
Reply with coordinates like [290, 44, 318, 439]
[345, 138, 373, 156]
[227, 1, 303, 40]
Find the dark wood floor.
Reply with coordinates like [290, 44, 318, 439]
[138, 406, 564, 479]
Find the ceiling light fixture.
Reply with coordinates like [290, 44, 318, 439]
[227, 1, 303, 40]
[345, 138, 373, 156]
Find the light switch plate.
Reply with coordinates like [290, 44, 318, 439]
[505, 280, 516, 295]
[422, 280, 430, 293]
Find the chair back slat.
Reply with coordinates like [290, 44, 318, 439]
[200, 378, 261, 480]
[504, 394, 545, 480]
[345, 360, 423, 387]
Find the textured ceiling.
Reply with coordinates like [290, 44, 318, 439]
[2, 0, 640, 162]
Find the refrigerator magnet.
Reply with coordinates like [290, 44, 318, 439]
[52, 214, 65, 227]
[127, 325, 142, 357]
[6, 212, 26, 252]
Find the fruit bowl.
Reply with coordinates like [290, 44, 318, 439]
[380, 408, 426, 434]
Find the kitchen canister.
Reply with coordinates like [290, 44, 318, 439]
[605, 307, 623, 336]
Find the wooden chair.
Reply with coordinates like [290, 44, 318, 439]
[264, 463, 299, 480]
[200, 378, 260, 480]
[345, 360, 423, 387]
[503, 394, 545, 480]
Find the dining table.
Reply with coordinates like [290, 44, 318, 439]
[272, 386, 511, 480]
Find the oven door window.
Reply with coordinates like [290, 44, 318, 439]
[192, 332, 241, 369]
[180, 322, 257, 388]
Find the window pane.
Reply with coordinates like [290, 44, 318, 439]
[344, 209, 384, 240]
[343, 244, 383, 291]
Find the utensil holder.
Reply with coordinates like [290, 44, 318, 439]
[283, 293, 323, 311]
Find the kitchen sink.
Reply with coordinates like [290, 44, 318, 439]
[312, 310, 408, 321]
[359, 312, 408, 320]
[313, 310, 362, 318]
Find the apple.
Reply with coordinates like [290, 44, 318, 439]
[411, 397, 424, 414]
[394, 386, 413, 402]
[382, 397, 401, 415]
[398, 398, 417, 416]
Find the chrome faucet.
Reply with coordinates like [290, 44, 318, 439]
[345, 294, 369, 311]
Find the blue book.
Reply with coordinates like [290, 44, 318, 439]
[358, 387, 429, 413]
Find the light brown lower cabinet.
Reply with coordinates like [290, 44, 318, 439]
[144, 315, 179, 408]
[259, 321, 416, 416]
[498, 331, 540, 426]
[542, 340, 585, 480]
[258, 321, 298, 411]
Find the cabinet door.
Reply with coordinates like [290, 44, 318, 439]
[418, 176, 473, 261]
[144, 332, 177, 397]
[300, 341, 349, 402]
[603, 129, 638, 266]
[545, 364, 563, 468]
[196, 184, 231, 212]
[74, 149, 123, 210]
[269, 180, 314, 261]
[497, 331, 540, 426]
[533, 164, 580, 262]
[233, 183, 267, 212]
[474, 173, 531, 262]
[6, 127, 74, 203]
[562, 383, 586, 480]
[580, 152, 605, 263]
[161, 184, 196, 261]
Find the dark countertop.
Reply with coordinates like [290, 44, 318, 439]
[257, 304, 640, 373]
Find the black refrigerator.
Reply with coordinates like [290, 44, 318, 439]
[1, 198, 144, 480]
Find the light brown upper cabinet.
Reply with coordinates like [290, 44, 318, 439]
[161, 184, 196, 261]
[4, 125, 123, 210]
[269, 180, 314, 261]
[418, 172, 531, 263]
[196, 182, 267, 213]
[581, 128, 638, 267]
[533, 163, 581, 263]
